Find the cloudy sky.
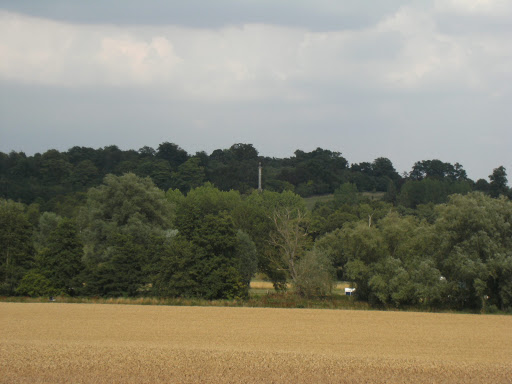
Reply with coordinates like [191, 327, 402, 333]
[0, 0, 510, 180]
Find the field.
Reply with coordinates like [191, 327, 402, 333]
[249, 280, 350, 296]
[1, 303, 511, 383]
[303, 192, 385, 210]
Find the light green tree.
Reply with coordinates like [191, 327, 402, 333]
[294, 248, 335, 297]
[435, 192, 512, 310]
[33, 212, 63, 252]
[78, 173, 174, 296]
[269, 208, 311, 288]
[79, 173, 174, 264]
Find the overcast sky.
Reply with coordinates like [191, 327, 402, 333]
[1, 0, 511, 180]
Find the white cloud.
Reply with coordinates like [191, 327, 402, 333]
[1, 7, 510, 101]
[95, 36, 180, 85]
[1, 4, 511, 181]
[0, 12, 184, 87]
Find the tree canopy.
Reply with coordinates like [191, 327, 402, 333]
[1, 142, 510, 312]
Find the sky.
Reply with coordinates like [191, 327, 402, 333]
[0, 0, 511, 181]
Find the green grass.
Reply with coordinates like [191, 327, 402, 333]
[361, 191, 386, 200]
[0, 293, 368, 310]
[303, 192, 386, 211]
[303, 194, 334, 210]
[3, 294, 507, 314]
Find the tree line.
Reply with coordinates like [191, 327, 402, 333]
[1, 143, 511, 312]
[2, 142, 510, 213]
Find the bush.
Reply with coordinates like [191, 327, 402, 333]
[294, 249, 335, 297]
[15, 270, 59, 297]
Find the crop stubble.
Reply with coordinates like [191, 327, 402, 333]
[1, 303, 511, 383]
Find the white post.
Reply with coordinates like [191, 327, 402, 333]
[258, 162, 262, 192]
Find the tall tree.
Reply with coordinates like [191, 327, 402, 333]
[171, 157, 206, 193]
[0, 200, 35, 294]
[36, 219, 83, 295]
[79, 173, 174, 265]
[489, 166, 509, 198]
[156, 142, 189, 168]
[269, 208, 310, 286]
[434, 193, 512, 309]
[154, 212, 247, 299]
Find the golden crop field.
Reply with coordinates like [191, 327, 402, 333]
[1, 303, 511, 383]
[249, 280, 349, 290]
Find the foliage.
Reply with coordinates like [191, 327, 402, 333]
[77, 173, 174, 296]
[398, 178, 472, 208]
[269, 208, 311, 286]
[36, 219, 83, 295]
[153, 212, 247, 300]
[434, 192, 512, 310]
[1, 142, 511, 311]
[170, 157, 206, 193]
[235, 230, 259, 286]
[81, 233, 160, 297]
[33, 211, 63, 252]
[79, 173, 173, 264]
[489, 166, 509, 198]
[0, 199, 35, 295]
[15, 270, 58, 297]
[293, 248, 335, 297]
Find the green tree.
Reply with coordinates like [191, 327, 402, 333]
[269, 208, 311, 288]
[156, 142, 189, 168]
[232, 190, 306, 289]
[334, 183, 359, 206]
[206, 143, 259, 193]
[153, 212, 247, 299]
[79, 173, 174, 264]
[0, 200, 35, 294]
[398, 179, 471, 208]
[36, 219, 83, 295]
[39, 149, 72, 186]
[136, 158, 173, 191]
[69, 160, 100, 189]
[171, 157, 206, 193]
[78, 173, 174, 296]
[152, 238, 203, 297]
[434, 193, 512, 310]
[33, 212, 63, 252]
[83, 233, 155, 297]
[15, 270, 58, 297]
[294, 248, 335, 297]
[235, 230, 258, 287]
[174, 183, 241, 239]
[489, 166, 509, 198]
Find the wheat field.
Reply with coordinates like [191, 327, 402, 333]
[249, 281, 350, 290]
[1, 303, 511, 383]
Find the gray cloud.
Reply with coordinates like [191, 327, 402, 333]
[0, 0, 413, 30]
[0, 1, 511, 181]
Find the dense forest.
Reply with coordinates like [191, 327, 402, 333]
[1, 143, 511, 312]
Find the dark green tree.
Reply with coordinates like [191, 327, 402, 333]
[15, 270, 58, 297]
[489, 166, 509, 198]
[234, 230, 259, 287]
[171, 157, 206, 193]
[36, 219, 84, 295]
[153, 212, 247, 299]
[434, 192, 512, 310]
[0, 200, 35, 294]
[174, 183, 241, 239]
[82, 233, 155, 297]
[156, 142, 189, 168]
